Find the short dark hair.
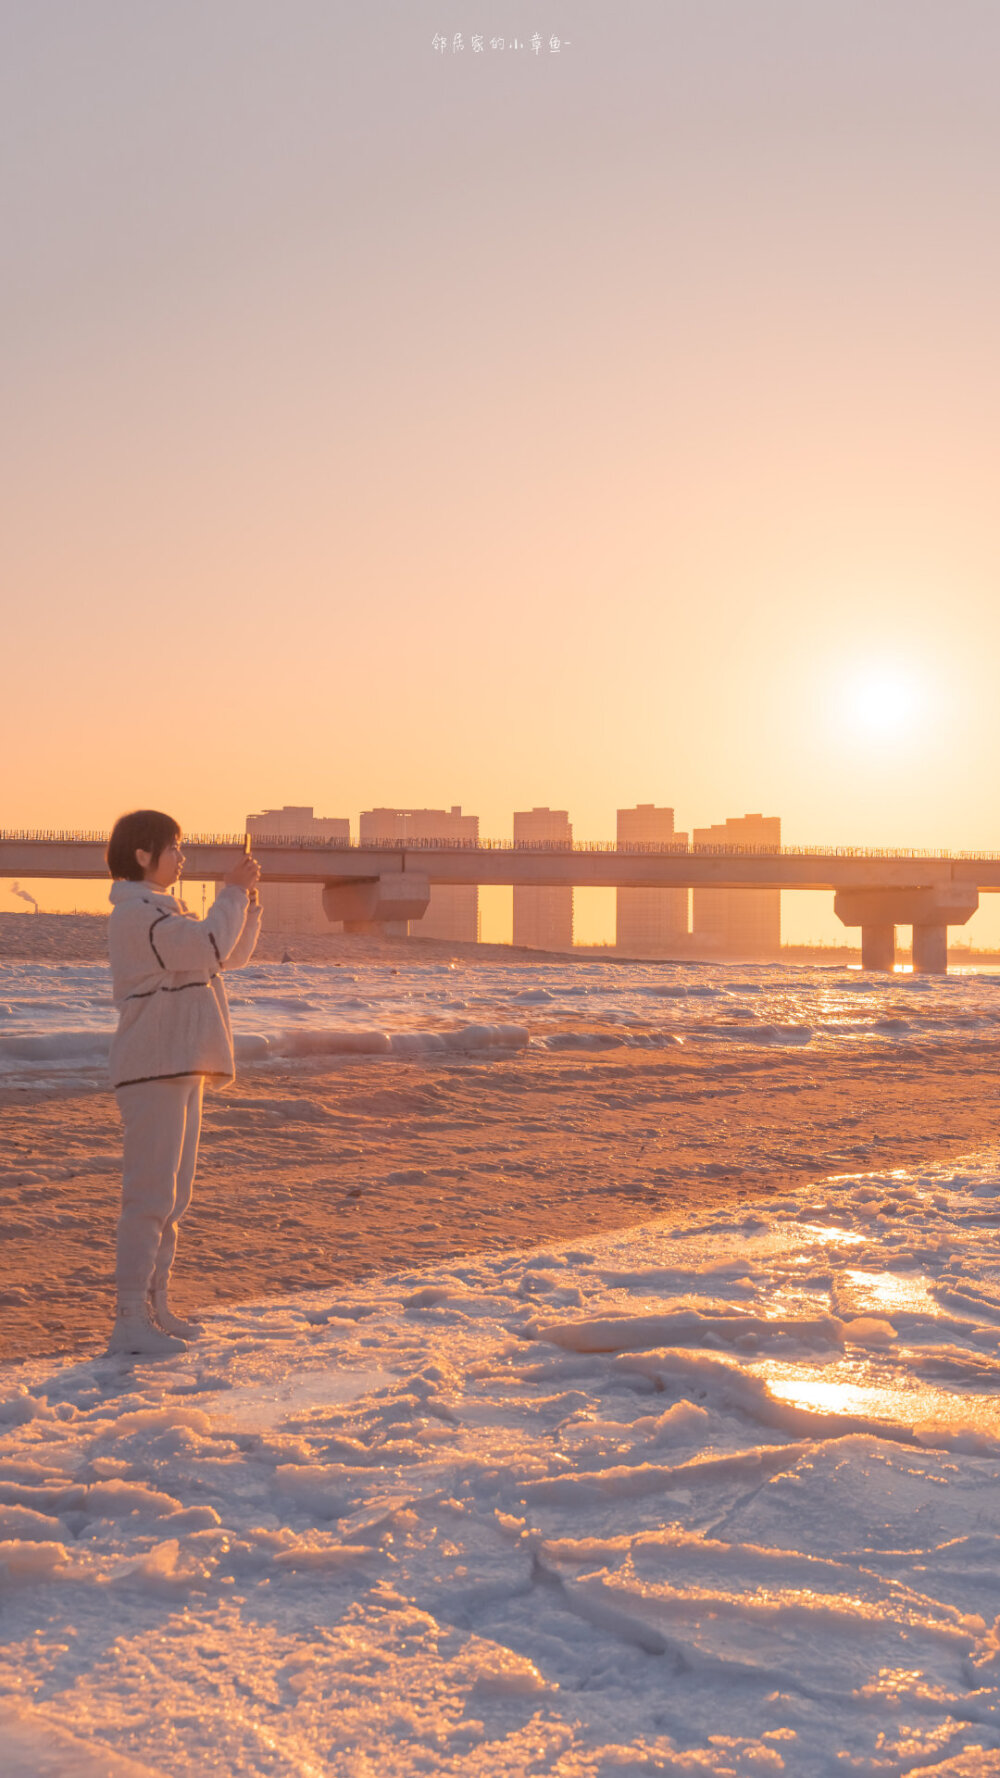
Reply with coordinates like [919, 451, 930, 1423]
[106, 810, 181, 881]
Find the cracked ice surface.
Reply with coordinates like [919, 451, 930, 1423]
[3, 1159, 1000, 1774]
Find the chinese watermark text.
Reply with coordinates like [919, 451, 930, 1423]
[431, 33, 570, 54]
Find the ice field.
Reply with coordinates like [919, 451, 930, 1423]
[3, 1149, 1000, 1774]
[4, 954, 1000, 1081]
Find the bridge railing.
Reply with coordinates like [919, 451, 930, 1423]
[4, 828, 1000, 861]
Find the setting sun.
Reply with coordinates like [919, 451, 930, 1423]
[838, 664, 925, 743]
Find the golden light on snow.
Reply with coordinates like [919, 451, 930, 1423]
[795, 1225, 866, 1248]
[842, 1270, 941, 1318]
[753, 1358, 1000, 1437]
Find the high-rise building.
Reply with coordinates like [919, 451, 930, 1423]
[691, 813, 781, 958]
[359, 806, 479, 941]
[616, 804, 689, 953]
[245, 805, 350, 934]
[512, 808, 573, 950]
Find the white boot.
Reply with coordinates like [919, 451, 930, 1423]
[107, 1293, 187, 1357]
[150, 1280, 203, 1341]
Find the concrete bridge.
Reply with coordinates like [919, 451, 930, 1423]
[4, 830, 1000, 973]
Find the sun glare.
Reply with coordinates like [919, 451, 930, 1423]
[838, 664, 923, 742]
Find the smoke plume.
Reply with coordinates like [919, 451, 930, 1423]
[11, 882, 40, 913]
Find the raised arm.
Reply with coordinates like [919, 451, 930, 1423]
[221, 898, 263, 970]
[147, 887, 250, 973]
[147, 852, 260, 973]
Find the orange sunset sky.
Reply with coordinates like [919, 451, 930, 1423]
[4, 3, 1000, 946]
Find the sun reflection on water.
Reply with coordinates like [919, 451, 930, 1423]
[793, 1224, 866, 1247]
[750, 1358, 1000, 1434]
[841, 1271, 940, 1317]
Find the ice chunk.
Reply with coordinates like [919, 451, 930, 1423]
[274, 1028, 391, 1056]
[535, 1310, 844, 1355]
[842, 1317, 898, 1347]
[0, 1539, 71, 1583]
[0, 1702, 169, 1777]
[390, 1031, 447, 1055]
[77, 1480, 184, 1521]
[442, 1023, 530, 1051]
[0, 1505, 65, 1541]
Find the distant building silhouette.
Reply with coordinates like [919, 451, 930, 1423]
[513, 808, 573, 950]
[359, 806, 479, 941]
[691, 813, 781, 959]
[616, 804, 689, 953]
[245, 805, 350, 934]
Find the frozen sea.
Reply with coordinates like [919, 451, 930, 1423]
[3, 952, 1000, 1079]
[2, 955, 1000, 1773]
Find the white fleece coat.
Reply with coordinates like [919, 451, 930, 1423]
[107, 882, 262, 1090]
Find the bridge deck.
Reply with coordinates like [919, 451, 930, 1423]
[3, 835, 1000, 892]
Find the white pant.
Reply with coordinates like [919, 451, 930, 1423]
[114, 1075, 205, 1299]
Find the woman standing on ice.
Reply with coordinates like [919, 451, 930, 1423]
[105, 810, 262, 1356]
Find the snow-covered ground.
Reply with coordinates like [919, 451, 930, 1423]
[3, 1152, 1000, 1775]
[4, 954, 1000, 1082]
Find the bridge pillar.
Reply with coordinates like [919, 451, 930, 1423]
[860, 923, 896, 973]
[322, 874, 431, 933]
[834, 885, 979, 975]
[911, 924, 949, 975]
